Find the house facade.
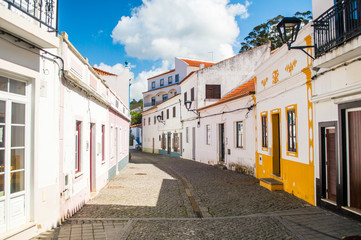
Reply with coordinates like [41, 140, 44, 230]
[0, 1, 131, 236]
[0, 0, 60, 237]
[312, 0, 361, 217]
[255, 24, 315, 204]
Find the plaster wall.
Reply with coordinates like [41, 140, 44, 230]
[312, 0, 334, 19]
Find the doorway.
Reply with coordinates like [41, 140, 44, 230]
[219, 124, 225, 162]
[272, 113, 281, 177]
[152, 138, 154, 153]
[90, 123, 96, 192]
[346, 109, 361, 210]
[167, 132, 171, 154]
[192, 127, 196, 160]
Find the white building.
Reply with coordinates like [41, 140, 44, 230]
[143, 58, 214, 111]
[0, 0, 60, 238]
[312, 0, 361, 217]
[197, 79, 256, 174]
[0, 1, 131, 237]
[130, 123, 142, 149]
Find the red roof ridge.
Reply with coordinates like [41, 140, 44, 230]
[179, 58, 215, 68]
[198, 78, 255, 111]
[147, 69, 175, 80]
[93, 67, 117, 76]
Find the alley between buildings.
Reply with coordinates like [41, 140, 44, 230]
[33, 150, 361, 240]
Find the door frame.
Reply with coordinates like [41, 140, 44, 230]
[90, 123, 96, 192]
[338, 100, 361, 209]
[318, 121, 338, 205]
[271, 112, 281, 177]
[192, 127, 196, 160]
[218, 123, 225, 163]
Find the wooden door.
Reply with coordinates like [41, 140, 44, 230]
[326, 128, 337, 202]
[167, 133, 171, 154]
[219, 124, 225, 162]
[348, 110, 361, 210]
[272, 114, 280, 176]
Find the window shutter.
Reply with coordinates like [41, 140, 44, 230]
[184, 92, 187, 102]
[191, 88, 194, 101]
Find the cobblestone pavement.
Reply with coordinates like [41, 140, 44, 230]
[32, 151, 361, 240]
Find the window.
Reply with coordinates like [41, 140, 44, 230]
[161, 111, 164, 120]
[261, 114, 268, 148]
[161, 133, 166, 150]
[144, 118, 146, 126]
[173, 106, 176, 117]
[236, 121, 244, 148]
[75, 121, 82, 172]
[287, 107, 297, 152]
[206, 85, 221, 99]
[101, 125, 105, 162]
[154, 116, 156, 124]
[184, 92, 187, 102]
[160, 79, 164, 86]
[151, 97, 156, 106]
[162, 94, 168, 101]
[148, 117, 151, 125]
[191, 88, 195, 101]
[0, 76, 26, 96]
[175, 74, 179, 82]
[168, 76, 172, 84]
[206, 125, 211, 145]
[186, 127, 189, 143]
[152, 81, 155, 89]
[167, 109, 169, 119]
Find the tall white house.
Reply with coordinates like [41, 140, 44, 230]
[312, 0, 361, 218]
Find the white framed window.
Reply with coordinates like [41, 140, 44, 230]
[236, 121, 244, 148]
[206, 125, 211, 145]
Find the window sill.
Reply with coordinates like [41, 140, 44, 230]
[101, 161, 106, 165]
[286, 151, 298, 157]
[75, 172, 83, 179]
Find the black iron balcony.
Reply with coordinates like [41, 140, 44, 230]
[2, 0, 57, 32]
[314, 0, 361, 58]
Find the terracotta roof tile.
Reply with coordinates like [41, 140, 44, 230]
[93, 67, 117, 76]
[198, 78, 255, 111]
[130, 123, 142, 128]
[179, 58, 215, 68]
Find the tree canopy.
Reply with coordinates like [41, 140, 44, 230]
[130, 111, 142, 125]
[239, 11, 312, 53]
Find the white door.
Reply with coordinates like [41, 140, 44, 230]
[0, 76, 28, 234]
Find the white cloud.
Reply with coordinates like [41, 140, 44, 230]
[112, 0, 250, 62]
[130, 60, 171, 100]
[93, 62, 126, 75]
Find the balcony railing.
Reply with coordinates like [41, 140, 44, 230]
[314, 0, 361, 58]
[3, 0, 57, 31]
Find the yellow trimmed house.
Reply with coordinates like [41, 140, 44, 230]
[255, 23, 315, 205]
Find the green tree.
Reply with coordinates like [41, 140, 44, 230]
[239, 11, 312, 53]
[130, 111, 142, 125]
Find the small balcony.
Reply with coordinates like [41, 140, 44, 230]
[314, 0, 361, 58]
[1, 0, 57, 31]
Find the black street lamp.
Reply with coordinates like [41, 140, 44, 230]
[156, 115, 165, 125]
[277, 17, 316, 60]
[184, 100, 200, 127]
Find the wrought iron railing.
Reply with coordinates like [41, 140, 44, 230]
[2, 0, 57, 32]
[314, 0, 361, 58]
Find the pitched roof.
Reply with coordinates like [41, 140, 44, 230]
[179, 58, 215, 68]
[93, 67, 117, 76]
[130, 123, 142, 128]
[147, 69, 175, 80]
[198, 78, 255, 111]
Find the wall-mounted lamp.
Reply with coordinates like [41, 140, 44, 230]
[277, 17, 316, 60]
[156, 115, 165, 125]
[184, 100, 200, 127]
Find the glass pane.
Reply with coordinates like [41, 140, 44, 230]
[0, 150, 4, 173]
[11, 149, 24, 170]
[9, 79, 26, 95]
[0, 101, 5, 123]
[0, 173, 4, 197]
[0, 76, 8, 92]
[0, 126, 4, 148]
[10, 171, 24, 193]
[12, 103, 25, 124]
[11, 126, 25, 147]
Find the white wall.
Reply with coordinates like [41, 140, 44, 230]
[313, 0, 334, 19]
[197, 96, 255, 172]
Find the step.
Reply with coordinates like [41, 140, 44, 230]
[260, 178, 283, 191]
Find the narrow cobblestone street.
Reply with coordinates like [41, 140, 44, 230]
[33, 151, 361, 240]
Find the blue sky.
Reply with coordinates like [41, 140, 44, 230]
[59, 0, 312, 100]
